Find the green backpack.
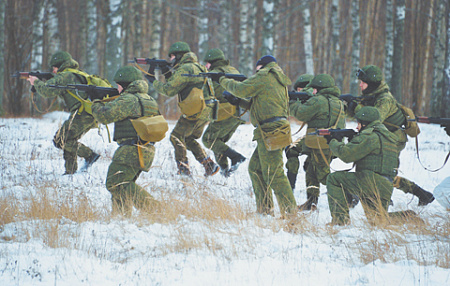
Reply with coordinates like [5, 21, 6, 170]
[65, 68, 112, 88]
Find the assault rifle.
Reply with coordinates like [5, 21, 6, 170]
[11, 71, 54, 81]
[182, 73, 247, 82]
[338, 94, 365, 104]
[309, 128, 357, 141]
[128, 57, 170, 69]
[412, 116, 450, 127]
[49, 84, 119, 101]
[288, 91, 311, 103]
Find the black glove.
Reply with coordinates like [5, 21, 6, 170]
[210, 72, 225, 83]
[223, 91, 240, 106]
[339, 94, 354, 104]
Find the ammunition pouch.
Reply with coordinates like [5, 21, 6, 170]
[130, 115, 169, 142]
[216, 102, 237, 121]
[305, 127, 329, 149]
[259, 119, 292, 151]
[178, 87, 205, 120]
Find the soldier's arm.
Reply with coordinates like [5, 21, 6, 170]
[91, 95, 136, 125]
[153, 66, 190, 97]
[33, 74, 68, 98]
[219, 74, 263, 99]
[289, 97, 321, 122]
[373, 96, 396, 123]
[329, 133, 379, 163]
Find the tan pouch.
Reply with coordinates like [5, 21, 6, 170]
[131, 115, 169, 142]
[399, 104, 420, 137]
[305, 127, 330, 149]
[216, 102, 237, 121]
[178, 87, 205, 119]
[260, 121, 292, 151]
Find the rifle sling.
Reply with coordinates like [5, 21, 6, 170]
[414, 135, 450, 172]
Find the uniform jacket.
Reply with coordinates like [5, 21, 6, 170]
[209, 59, 240, 103]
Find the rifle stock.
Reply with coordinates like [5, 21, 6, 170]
[309, 128, 357, 138]
[413, 116, 450, 127]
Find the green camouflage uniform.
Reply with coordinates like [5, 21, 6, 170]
[327, 120, 400, 225]
[153, 52, 214, 165]
[288, 86, 345, 199]
[91, 80, 160, 214]
[33, 59, 97, 174]
[220, 62, 297, 216]
[201, 60, 245, 170]
[353, 82, 419, 196]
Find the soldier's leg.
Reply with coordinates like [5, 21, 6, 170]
[285, 142, 301, 190]
[202, 121, 229, 170]
[298, 154, 321, 210]
[393, 176, 434, 206]
[185, 119, 209, 162]
[248, 145, 274, 215]
[256, 139, 297, 217]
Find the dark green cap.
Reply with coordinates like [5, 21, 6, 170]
[50, 51, 72, 68]
[356, 65, 383, 83]
[294, 74, 314, 90]
[306, 74, 335, 89]
[113, 66, 143, 83]
[168, 42, 191, 57]
[354, 106, 380, 123]
[204, 48, 225, 63]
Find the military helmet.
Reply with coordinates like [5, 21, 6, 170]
[354, 106, 380, 124]
[294, 74, 314, 90]
[203, 48, 225, 63]
[356, 65, 383, 83]
[113, 66, 143, 83]
[306, 74, 335, 89]
[168, 41, 191, 57]
[50, 51, 72, 68]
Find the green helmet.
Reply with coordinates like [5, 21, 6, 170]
[113, 66, 143, 83]
[203, 48, 225, 63]
[49, 51, 72, 68]
[168, 41, 191, 57]
[294, 74, 314, 90]
[356, 65, 383, 83]
[354, 106, 380, 124]
[306, 74, 335, 89]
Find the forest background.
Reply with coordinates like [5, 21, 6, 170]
[1, 0, 449, 119]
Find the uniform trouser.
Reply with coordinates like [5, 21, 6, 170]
[106, 144, 157, 214]
[393, 131, 419, 194]
[304, 149, 332, 197]
[248, 138, 297, 216]
[285, 140, 302, 174]
[327, 170, 393, 225]
[202, 117, 243, 169]
[170, 116, 209, 163]
[53, 111, 97, 173]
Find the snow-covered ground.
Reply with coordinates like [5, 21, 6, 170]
[0, 111, 449, 286]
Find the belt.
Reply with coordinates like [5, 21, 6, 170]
[205, 99, 217, 105]
[259, 116, 287, 125]
[119, 139, 154, 147]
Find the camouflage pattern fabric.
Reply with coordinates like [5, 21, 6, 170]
[92, 80, 160, 213]
[171, 116, 209, 163]
[220, 62, 296, 216]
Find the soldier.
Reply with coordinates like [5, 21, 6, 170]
[91, 66, 160, 214]
[289, 74, 348, 211]
[351, 65, 434, 206]
[201, 48, 246, 177]
[285, 74, 313, 191]
[219, 55, 297, 217]
[326, 107, 402, 226]
[147, 41, 219, 177]
[27, 51, 99, 175]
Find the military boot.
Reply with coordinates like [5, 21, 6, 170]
[176, 160, 191, 177]
[80, 152, 100, 172]
[298, 193, 318, 211]
[287, 172, 297, 191]
[223, 148, 246, 173]
[201, 157, 220, 177]
[412, 185, 435, 206]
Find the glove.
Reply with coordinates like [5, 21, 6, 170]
[160, 64, 172, 80]
[145, 74, 156, 84]
[223, 91, 240, 106]
[347, 101, 357, 114]
[339, 94, 354, 104]
[210, 72, 225, 83]
[324, 135, 334, 145]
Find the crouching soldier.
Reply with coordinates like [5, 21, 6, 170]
[91, 66, 161, 215]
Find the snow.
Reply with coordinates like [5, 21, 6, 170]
[0, 112, 449, 285]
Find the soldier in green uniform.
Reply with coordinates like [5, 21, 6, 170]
[219, 55, 297, 217]
[201, 48, 246, 177]
[351, 65, 434, 206]
[148, 42, 219, 177]
[289, 74, 347, 211]
[91, 66, 160, 214]
[326, 107, 400, 226]
[27, 51, 99, 174]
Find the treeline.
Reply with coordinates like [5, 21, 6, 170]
[1, 0, 449, 118]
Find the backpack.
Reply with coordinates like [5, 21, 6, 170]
[64, 68, 112, 88]
[398, 104, 421, 137]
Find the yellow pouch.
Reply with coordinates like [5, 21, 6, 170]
[216, 102, 237, 121]
[130, 115, 169, 142]
[260, 121, 292, 151]
[305, 127, 330, 149]
[178, 87, 205, 119]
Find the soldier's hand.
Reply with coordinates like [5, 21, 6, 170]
[347, 101, 358, 114]
[210, 72, 225, 83]
[223, 91, 240, 106]
[145, 74, 156, 84]
[160, 64, 172, 80]
[324, 135, 334, 145]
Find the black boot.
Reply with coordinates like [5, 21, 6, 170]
[224, 148, 246, 173]
[81, 152, 100, 172]
[412, 185, 435, 206]
[298, 193, 318, 211]
[176, 160, 191, 177]
[287, 172, 297, 191]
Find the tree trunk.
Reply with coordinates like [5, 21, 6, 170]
[390, 0, 405, 101]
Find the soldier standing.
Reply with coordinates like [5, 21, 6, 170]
[27, 51, 99, 175]
[201, 48, 246, 177]
[219, 55, 297, 217]
[91, 66, 161, 214]
[351, 65, 434, 206]
[148, 42, 219, 177]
